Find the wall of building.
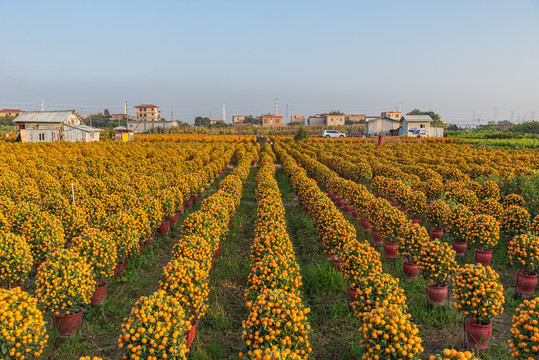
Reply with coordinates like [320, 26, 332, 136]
[127, 120, 177, 133]
[366, 119, 400, 135]
[135, 107, 161, 121]
[325, 115, 345, 126]
[308, 117, 324, 126]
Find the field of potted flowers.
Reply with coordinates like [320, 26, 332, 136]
[2, 135, 539, 359]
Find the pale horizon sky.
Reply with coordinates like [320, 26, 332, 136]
[1, 0, 538, 125]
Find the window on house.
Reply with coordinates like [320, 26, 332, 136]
[38, 133, 45, 141]
[420, 124, 425, 128]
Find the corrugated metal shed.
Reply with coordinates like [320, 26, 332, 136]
[65, 124, 103, 132]
[402, 115, 433, 122]
[13, 110, 77, 123]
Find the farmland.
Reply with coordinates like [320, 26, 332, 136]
[2, 137, 539, 360]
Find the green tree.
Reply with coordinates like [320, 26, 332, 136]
[293, 126, 309, 141]
[328, 110, 345, 115]
[407, 109, 444, 127]
[244, 115, 260, 125]
[194, 116, 211, 127]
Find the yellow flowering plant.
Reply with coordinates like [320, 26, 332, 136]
[102, 211, 140, 261]
[453, 264, 505, 324]
[359, 304, 424, 360]
[22, 212, 65, 263]
[35, 249, 95, 315]
[501, 205, 530, 237]
[508, 233, 539, 273]
[351, 273, 407, 318]
[72, 227, 118, 280]
[445, 204, 473, 240]
[465, 214, 500, 249]
[504, 194, 526, 207]
[477, 180, 501, 201]
[0, 288, 48, 360]
[341, 240, 383, 288]
[418, 240, 458, 287]
[395, 222, 429, 263]
[0, 232, 33, 289]
[239, 289, 312, 360]
[159, 256, 210, 321]
[425, 199, 450, 230]
[405, 190, 427, 219]
[475, 198, 503, 221]
[118, 290, 191, 360]
[429, 349, 480, 360]
[509, 297, 539, 359]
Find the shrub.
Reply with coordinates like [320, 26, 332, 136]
[405, 190, 427, 218]
[508, 233, 539, 273]
[396, 222, 429, 263]
[72, 227, 117, 280]
[509, 297, 539, 359]
[341, 240, 382, 288]
[429, 349, 480, 360]
[351, 273, 407, 318]
[418, 240, 458, 287]
[445, 204, 473, 240]
[465, 214, 500, 249]
[501, 205, 530, 237]
[22, 212, 65, 263]
[425, 199, 450, 229]
[0, 232, 33, 288]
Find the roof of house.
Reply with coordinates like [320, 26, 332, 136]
[0, 109, 23, 113]
[366, 117, 400, 123]
[403, 115, 433, 122]
[134, 104, 159, 108]
[13, 110, 78, 123]
[65, 124, 104, 132]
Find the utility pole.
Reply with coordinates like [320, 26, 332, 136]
[40, 99, 44, 111]
[275, 99, 279, 116]
[222, 104, 226, 123]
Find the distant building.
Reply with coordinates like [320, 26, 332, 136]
[381, 112, 402, 121]
[307, 115, 324, 126]
[345, 114, 366, 123]
[113, 126, 134, 142]
[134, 104, 161, 121]
[365, 117, 401, 136]
[0, 109, 24, 117]
[325, 114, 346, 126]
[401, 115, 439, 137]
[290, 115, 305, 124]
[210, 120, 225, 126]
[261, 116, 283, 127]
[232, 115, 245, 125]
[13, 110, 102, 143]
[127, 120, 178, 133]
[111, 114, 127, 121]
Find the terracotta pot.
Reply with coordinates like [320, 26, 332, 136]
[158, 220, 171, 235]
[52, 307, 84, 336]
[506, 237, 513, 248]
[169, 213, 179, 225]
[251, 161, 257, 166]
[371, 229, 384, 246]
[326, 254, 335, 262]
[403, 261, 419, 279]
[297, 162, 301, 166]
[410, 217, 422, 224]
[303, 205, 309, 213]
[352, 210, 360, 220]
[114, 261, 128, 278]
[336, 199, 345, 209]
[333, 257, 342, 271]
[383, 241, 398, 259]
[465, 320, 492, 350]
[344, 204, 352, 214]
[348, 285, 357, 302]
[427, 284, 448, 306]
[185, 198, 193, 208]
[429, 227, 443, 241]
[91, 280, 108, 306]
[34, 261, 44, 273]
[474, 249, 493, 267]
[516, 270, 538, 296]
[213, 242, 222, 261]
[452, 240, 467, 256]
[185, 318, 199, 346]
[360, 218, 372, 232]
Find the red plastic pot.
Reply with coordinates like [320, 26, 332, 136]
[169, 213, 179, 225]
[371, 229, 384, 246]
[352, 210, 360, 220]
[185, 318, 199, 346]
[185, 198, 193, 208]
[403, 261, 419, 279]
[429, 227, 443, 241]
[297, 162, 301, 166]
[251, 161, 257, 166]
[427, 284, 448, 306]
[452, 240, 467, 257]
[91, 280, 108, 306]
[336, 199, 345, 209]
[333, 257, 342, 271]
[516, 270, 538, 296]
[360, 218, 372, 232]
[383, 241, 398, 259]
[303, 205, 309, 213]
[158, 220, 171, 235]
[474, 249, 493, 267]
[52, 307, 84, 336]
[348, 285, 357, 302]
[213, 242, 222, 261]
[410, 217, 422, 225]
[114, 261, 128, 278]
[344, 204, 352, 214]
[465, 320, 492, 350]
[326, 254, 336, 262]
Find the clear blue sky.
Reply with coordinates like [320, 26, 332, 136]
[1, 0, 538, 125]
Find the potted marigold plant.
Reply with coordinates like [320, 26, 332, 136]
[475, 198, 504, 221]
[35, 249, 96, 336]
[465, 214, 499, 267]
[359, 304, 424, 360]
[0, 232, 33, 290]
[375, 203, 408, 259]
[426, 199, 450, 240]
[504, 193, 526, 207]
[453, 264, 505, 350]
[406, 190, 427, 224]
[72, 228, 117, 306]
[160, 255, 210, 325]
[508, 233, 539, 297]
[501, 205, 530, 246]
[0, 288, 48, 359]
[22, 212, 65, 270]
[102, 211, 140, 277]
[351, 273, 407, 317]
[445, 204, 473, 256]
[509, 297, 539, 359]
[396, 222, 429, 279]
[118, 290, 192, 356]
[239, 289, 312, 360]
[341, 240, 382, 301]
[429, 350, 480, 360]
[418, 239, 458, 306]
